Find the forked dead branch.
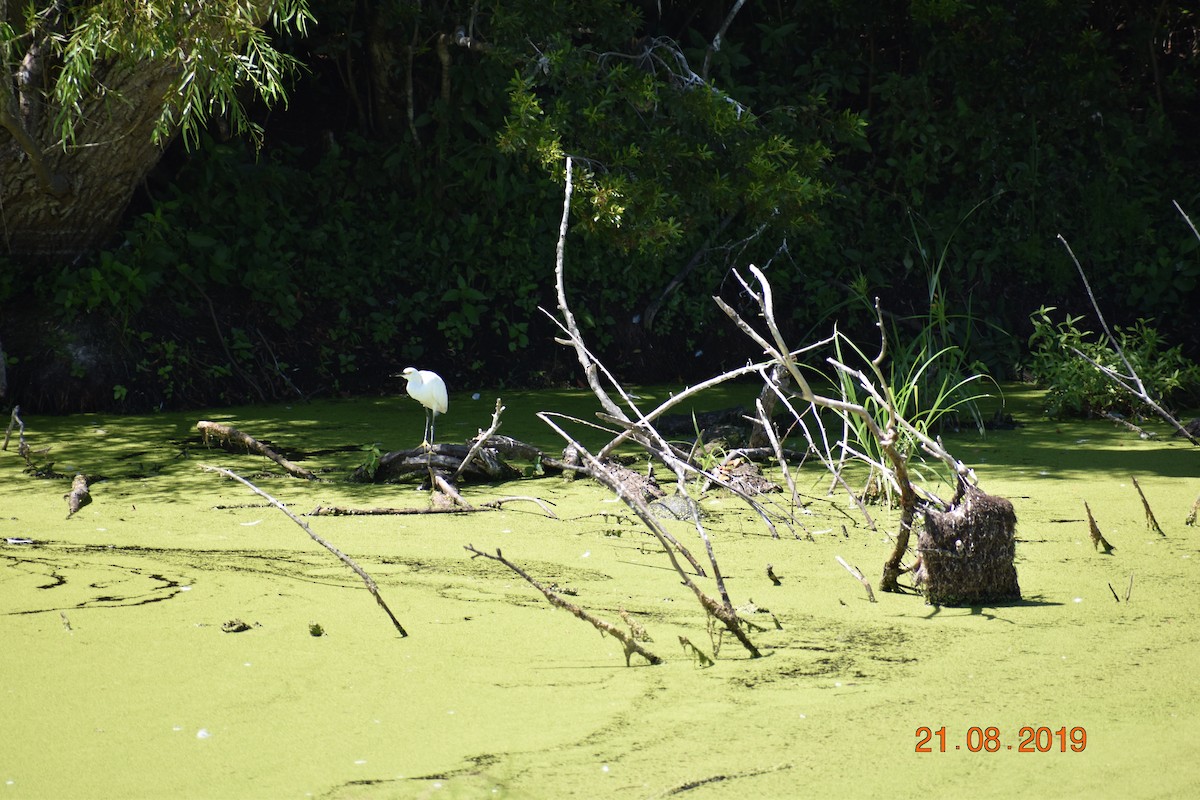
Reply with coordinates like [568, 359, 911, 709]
[532, 155, 1021, 643]
[713, 263, 1017, 599]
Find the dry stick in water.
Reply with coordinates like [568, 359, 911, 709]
[835, 556, 877, 603]
[1131, 476, 1165, 536]
[464, 544, 662, 666]
[753, 395, 808, 538]
[454, 398, 506, 480]
[1126, 573, 1134, 602]
[1187, 494, 1199, 527]
[1084, 501, 1115, 553]
[309, 496, 557, 518]
[201, 465, 408, 637]
[540, 412, 761, 659]
[197, 420, 318, 480]
[433, 472, 472, 508]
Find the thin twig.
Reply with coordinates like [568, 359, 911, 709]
[201, 465, 408, 637]
[753, 396, 810, 539]
[1173, 200, 1199, 242]
[482, 495, 559, 518]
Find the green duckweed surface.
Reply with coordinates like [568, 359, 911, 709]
[1, 386, 1198, 798]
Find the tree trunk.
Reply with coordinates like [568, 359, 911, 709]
[0, 56, 179, 261]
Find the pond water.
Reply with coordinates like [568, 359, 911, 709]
[1, 385, 1198, 798]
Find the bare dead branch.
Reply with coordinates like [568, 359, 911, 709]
[835, 555, 877, 603]
[1056, 235, 1198, 444]
[464, 544, 661, 666]
[433, 472, 472, 508]
[201, 465, 408, 637]
[3, 405, 22, 451]
[483, 495, 559, 518]
[539, 412, 761, 658]
[701, 0, 747, 80]
[1174, 200, 1200, 242]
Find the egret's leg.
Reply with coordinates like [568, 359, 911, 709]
[429, 411, 438, 447]
[422, 410, 433, 448]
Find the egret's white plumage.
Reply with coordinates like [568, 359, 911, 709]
[401, 367, 447, 446]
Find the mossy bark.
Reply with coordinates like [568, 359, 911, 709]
[916, 480, 1021, 606]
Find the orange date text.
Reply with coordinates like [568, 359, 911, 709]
[915, 726, 1087, 753]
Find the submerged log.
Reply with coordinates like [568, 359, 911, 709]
[65, 474, 91, 518]
[915, 480, 1021, 606]
[354, 443, 522, 483]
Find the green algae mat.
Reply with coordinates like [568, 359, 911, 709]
[2, 386, 1198, 799]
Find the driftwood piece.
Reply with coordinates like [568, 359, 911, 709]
[916, 480, 1021, 605]
[65, 474, 91, 518]
[196, 420, 318, 480]
[465, 544, 662, 666]
[1187, 494, 1199, 527]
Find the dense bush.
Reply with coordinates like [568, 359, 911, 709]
[1027, 307, 1200, 419]
[5, 0, 1199, 411]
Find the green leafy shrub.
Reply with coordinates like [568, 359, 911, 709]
[1027, 307, 1200, 418]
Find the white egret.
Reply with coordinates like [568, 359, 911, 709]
[401, 367, 448, 447]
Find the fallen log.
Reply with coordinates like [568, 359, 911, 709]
[352, 443, 522, 483]
[196, 420, 318, 480]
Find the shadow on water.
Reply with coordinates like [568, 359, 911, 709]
[0, 539, 354, 616]
[922, 595, 1065, 621]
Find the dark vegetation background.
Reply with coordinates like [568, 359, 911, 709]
[2, 0, 1198, 413]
